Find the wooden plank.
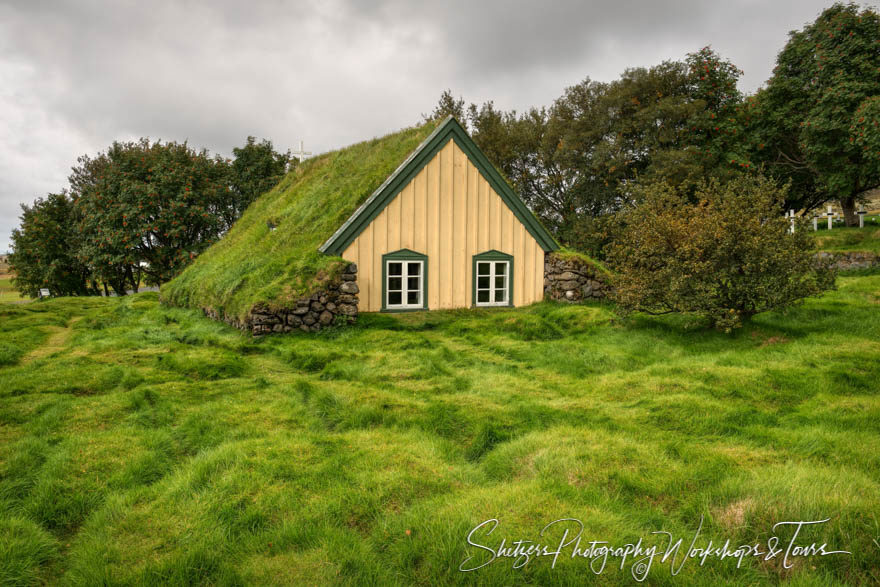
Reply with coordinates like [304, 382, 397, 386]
[400, 180, 414, 250]
[387, 189, 401, 253]
[466, 158, 478, 305]
[427, 148, 441, 310]
[414, 167, 427, 255]
[537, 240, 545, 302]
[478, 174, 489, 253]
[491, 184, 503, 251]
[512, 219, 523, 307]
[342, 235, 357, 267]
[524, 236, 536, 305]
[360, 222, 374, 311]
[372, 209, 387, 311]
[452, 143, 467, 307]
[439, 142, 454, 308]
[503, 203, 514, 256]
[486, 178, 494, 251]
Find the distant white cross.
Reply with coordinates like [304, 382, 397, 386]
[787, 209, 796, 234]
[812, 215, 818, 231]
[857, 207, 868, 228]
[291, 140, 312, 162]
[825, 205, 837, 230]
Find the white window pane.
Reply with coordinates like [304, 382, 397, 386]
[389, 291, 402, 305]
[388, 277, 402, 291]
[407, 276, 419, 290]
[494, 289, 505, 303]
[478, 276, 489, 289]
[478, 290, 490, 303]
[495, 262, 506, 275]
[407, 262, 421, 276]
[478, 262, 490, 276]
[407, 291, 419, 305]
[495, 276, 505, 289]
[389, 262, 402, 276]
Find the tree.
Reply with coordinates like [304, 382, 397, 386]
[70, 139, 230, 292]
[481, 103, 595, 237]
[674, 47, 750, 187]
[608, 176, 836, 332]
[851, 95, 880, 179]
[574, 49, 747, 200]
[225, 137, 292, 230]
[8, 193, 96, 298]
[751, 3, 880, 223]
[425, 89, 467, 122]
[431, 50, 747, 257]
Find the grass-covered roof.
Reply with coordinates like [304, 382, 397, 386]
[161, 121, 439, 320]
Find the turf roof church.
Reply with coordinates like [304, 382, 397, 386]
[319, 116, 559, 312]
[165, 116, 610, 333]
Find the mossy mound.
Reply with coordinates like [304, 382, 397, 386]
[161, 121, 439, 320]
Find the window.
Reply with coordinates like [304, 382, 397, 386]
[382, 249, 428, 311]
[472, 250, 513, 307]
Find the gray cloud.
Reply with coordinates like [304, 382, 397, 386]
[0, 0, 851, 251]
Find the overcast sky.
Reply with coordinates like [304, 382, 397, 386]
[0, 0, 864, 251]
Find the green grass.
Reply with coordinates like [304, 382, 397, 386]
[0, 276, 24, 303]
[1, 277, 880, 585]
[810, 221, 880, 253]
[551, 247, 611, 276]
[161, 121, 439, 322]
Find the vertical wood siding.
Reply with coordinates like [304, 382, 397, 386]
[342, 140, 545, 312]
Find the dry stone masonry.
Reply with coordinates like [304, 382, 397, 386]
[203, 262, 359, 336]
[200, 252, 617, 335]
[543, 252, 611, 302]
[817, 251, 880, 271]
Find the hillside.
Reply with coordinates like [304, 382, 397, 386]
[161, 121, 439, 321]
[811, 225, 880, 253]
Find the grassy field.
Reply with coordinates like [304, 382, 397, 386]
[810, 222, 880, 253]
[0, 275, 24, 303]
[1, 273, 878, 585]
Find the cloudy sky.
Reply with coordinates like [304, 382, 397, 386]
[0, 0, 857, 251]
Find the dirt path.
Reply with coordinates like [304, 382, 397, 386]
[23, 316, 83, 363]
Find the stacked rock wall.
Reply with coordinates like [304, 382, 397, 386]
[203, 263, 359, 336]
[817, 251, 880, 271]
[543, 252, 611, 302]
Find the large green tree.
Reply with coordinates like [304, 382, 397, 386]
[439, 47, 746, 253]
[224, 137, 292, 231]
[8, 193, 97, 298]
[11, 135, 292, 298]
[751, 3, 880, 223]
[70, 139, 230, 292]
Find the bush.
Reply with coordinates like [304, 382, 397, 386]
[563, 213, 626, 261]
[608, 177, 836, 331]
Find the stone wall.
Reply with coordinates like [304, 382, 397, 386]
[544, 252, 612, 302]
[817, 251, 880, 271]
[203, 262, 359, 336]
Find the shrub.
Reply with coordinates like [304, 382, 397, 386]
[563, 212, 626, 262]
[608, 177, 836, 331]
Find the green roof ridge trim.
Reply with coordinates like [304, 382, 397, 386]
[319, 116, 559, 256]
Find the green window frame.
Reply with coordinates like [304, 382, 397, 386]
[472, 250, 513, 308]
[381, 249, 428, 312]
